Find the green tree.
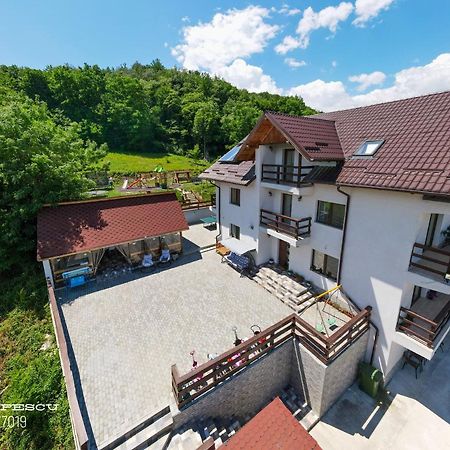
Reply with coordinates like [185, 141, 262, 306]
[193, 100, 221, 159]
[0, 88, 107, 272]
[221, 100, 261, 144]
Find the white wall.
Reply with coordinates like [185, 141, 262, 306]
[216, 145, 450, 380]
[216, 180, 260, 255]
[340, 188, 450, 379]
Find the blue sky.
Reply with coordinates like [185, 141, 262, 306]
[1, 0, 450, 110]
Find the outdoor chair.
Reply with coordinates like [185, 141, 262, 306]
[401, 350, 424, 379]
[141, 254, 155, 271]
[159, 249, 171, 265]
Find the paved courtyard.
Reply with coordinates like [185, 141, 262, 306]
[310, 338, 450, 450]
[57, 245, 291, 448]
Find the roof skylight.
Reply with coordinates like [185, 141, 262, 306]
[354, 140, 384, 156]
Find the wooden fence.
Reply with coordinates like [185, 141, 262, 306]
[172, 307, 371, 408]
[47, 282, 88, 450]
[181, 194, 216, 211]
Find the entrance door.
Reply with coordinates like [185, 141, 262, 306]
[283, 149, 296, 183]
[279, 239, 290, 269]
[425, 213, 439, 247]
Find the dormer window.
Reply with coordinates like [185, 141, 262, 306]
[354, 140, 384, 156]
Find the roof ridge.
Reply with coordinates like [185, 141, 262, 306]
[42, 191, 175, 207]
[316, 89, 450, 116]
[265, 110, 335, 123]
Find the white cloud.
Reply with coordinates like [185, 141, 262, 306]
[332, 60, 338, 68]
[275, 35, 301, 55]
[296, 2, 354, 49]
[284, 57, 307, 68]
[276, 2, 353, 53]
[172, 6, 278, 71]
[289, 79, 353, 111]
[288, 53, 450, 111]
[349, 71, 386, 91]
[215, 59, 281, 94]
[353, 0, 395, 26]
[279, 4, 301, 16]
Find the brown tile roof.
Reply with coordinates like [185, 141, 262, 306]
[223, 397, 321, 450]
[263, 111, 344, 161]
[199, 160, 256, 185]
[37, 193, 189, 260]
[315, 91, 450, 196]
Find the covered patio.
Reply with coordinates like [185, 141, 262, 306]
[37, 193, 189, 287]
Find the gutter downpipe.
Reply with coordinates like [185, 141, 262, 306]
[337, 185, 379, 365]
[211, 182, 221, 244]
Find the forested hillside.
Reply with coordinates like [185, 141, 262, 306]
[0, 60, 315, 157]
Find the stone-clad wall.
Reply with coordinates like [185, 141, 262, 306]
[172, 340, 294, 428]
[172, 332, 369, 427]
[291, 332, 369, 416]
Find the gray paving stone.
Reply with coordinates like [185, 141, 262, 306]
[58, 247, 291, 447]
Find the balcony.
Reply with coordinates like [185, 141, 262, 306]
[260, 209, 311, 244]
[261, 164, 314, 187]
[396, 293, 450, 354]
[408, 243, 450, 289]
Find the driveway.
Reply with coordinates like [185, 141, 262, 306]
[58, 247, 291, 448]
[310, 340, 450, 450]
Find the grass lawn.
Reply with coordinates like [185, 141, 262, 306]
[104, 151, 210, 174]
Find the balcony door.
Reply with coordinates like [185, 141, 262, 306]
[281, 193, 293, 235]
[425, 213, 439, 247]
[283, 148, 296, 183]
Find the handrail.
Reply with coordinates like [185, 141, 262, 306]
[47, 282, 88, 450]
[261, 164, 314, 187]
[172, 307, 371, 408]
[397, 304, 450, 348]
[409, 242, 450, 280]
[260, 209, 311, 239]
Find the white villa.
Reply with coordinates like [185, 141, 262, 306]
[200, 91, 450, 381]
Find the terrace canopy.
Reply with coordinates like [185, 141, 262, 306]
[37, 193, 189, 285]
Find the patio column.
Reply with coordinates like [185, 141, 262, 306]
[42, 259, 54, 287]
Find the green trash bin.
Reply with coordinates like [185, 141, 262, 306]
[358, 362, 383, 398]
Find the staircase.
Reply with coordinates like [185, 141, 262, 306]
[252, 266, 317, 313]
[101, 406, 173, 450]
[164, 385, 311, 449]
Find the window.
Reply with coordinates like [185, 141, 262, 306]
[311, 250, 339, 281]
[354, 140, 384, 156]
[230, 224, 240, 240]
[316, 201, 345, 229]
[230, 188, 241, 206]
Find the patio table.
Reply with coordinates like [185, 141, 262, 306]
[200, 216, 217, 228]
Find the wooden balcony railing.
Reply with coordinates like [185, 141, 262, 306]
[397, 304, 450, 348]
[181, 193, 215, 211]
[261, 164, 314, 187]
[260, 209, 311, 240]
[172, 307, 371, 408]
[409, 242, 450, 281]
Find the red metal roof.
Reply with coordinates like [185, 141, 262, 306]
[316, 91, 450, 196]
[223, 397, 321, 450]
[264, 111, 344, 161]
[37, 193, 189, 260]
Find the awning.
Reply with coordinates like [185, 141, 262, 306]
[220, 238, 256, 255]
